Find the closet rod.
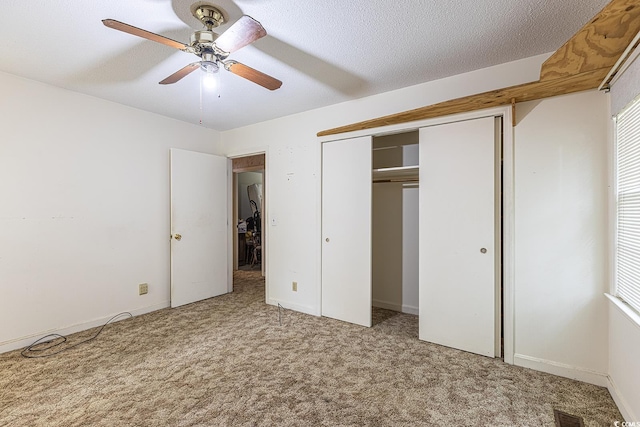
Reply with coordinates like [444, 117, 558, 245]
[373, 178, 419, 184]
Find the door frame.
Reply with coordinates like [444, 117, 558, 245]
[227, 147, 269, 301]
[317, 106, 514, 364]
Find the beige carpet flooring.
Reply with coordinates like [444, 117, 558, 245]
[0, 271, 622, 426]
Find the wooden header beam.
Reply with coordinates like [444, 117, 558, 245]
[317, 0, 640, 137]
[317, 68, 609, 136]
[232, 154, 265, 172]
[540, 0, 640, 80]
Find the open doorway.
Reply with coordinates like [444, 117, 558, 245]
[236, 171, 263, 271]
[232, 154, 266, 287]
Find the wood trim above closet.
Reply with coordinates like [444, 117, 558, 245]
[232, 154, 265, 172]
[318, 68, 608, 137]
[317, 0, 640, 137]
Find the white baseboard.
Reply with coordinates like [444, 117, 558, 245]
[372, 299, 403, 312]
[402, 304, 419, 315]
[268, 298, 319, 317]
[373, 299, 418, 315]
[513, 353, 608, 387]
[0, 301, 170, 355]
[608, 375, 637, 422]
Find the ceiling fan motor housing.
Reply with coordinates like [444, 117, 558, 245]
[191, 31, 229, 64]
[191, 30, 217, 46]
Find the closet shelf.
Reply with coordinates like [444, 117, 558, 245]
[372, 165, 419, 183]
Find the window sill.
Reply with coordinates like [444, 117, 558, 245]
[605, 293, 640, 331]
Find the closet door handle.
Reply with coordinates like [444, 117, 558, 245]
[480, 248, 487, 254]
[325, 238, 330, 243]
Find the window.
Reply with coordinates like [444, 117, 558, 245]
[615, 96, 640, 314]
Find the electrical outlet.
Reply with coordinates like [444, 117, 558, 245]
[139, 283, 148, 295]
[292, 281, 297, 292]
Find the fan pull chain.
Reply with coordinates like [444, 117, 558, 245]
[199, 73, 203, 125]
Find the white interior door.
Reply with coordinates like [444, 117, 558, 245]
[419, 117, 497, 357]
[322, 136, 372, 327]
[170, 148, 229, 308]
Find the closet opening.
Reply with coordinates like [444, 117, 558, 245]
[321, 107, 511, 360]
[371, 131, 419, 333]
[369, 117, 505, 356]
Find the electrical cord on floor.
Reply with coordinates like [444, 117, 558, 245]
[21, 312, 133, 359]
[277, 303, 285, 326]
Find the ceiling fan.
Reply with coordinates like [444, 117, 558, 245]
[102, 2, 282, 90]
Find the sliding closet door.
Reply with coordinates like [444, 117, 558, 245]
[419, 117, 496, 357]
[322, 136, 372, 327]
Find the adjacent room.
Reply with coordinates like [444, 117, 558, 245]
[1, 0, 640, 425]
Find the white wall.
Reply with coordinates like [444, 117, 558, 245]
[372, 183, 403, 311]
[222, 53, 548, 315]
[0, 71, 222, 353]
[371, 183, 419, 315]
[402, 187, 419, 315]
[514, 90, 610, 385]
[608, 302, 640, 421]
[402, 145, 419, 314]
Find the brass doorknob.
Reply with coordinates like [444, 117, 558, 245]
[174, 233, 182, 241]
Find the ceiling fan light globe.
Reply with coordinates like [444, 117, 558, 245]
[201, 59, 219, 90]
[200, 61, 219, 74]
[202, 70, 218, 90]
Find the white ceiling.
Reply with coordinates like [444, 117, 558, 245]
[0, 0, 609, 131]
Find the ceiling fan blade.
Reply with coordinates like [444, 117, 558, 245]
[102, 19, 188, 51]
[215, 16, 267, 53]
[225, 61, 282, 91]
[159, 63, 201, 85]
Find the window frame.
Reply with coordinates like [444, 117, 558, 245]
[613, 94, 640, 316]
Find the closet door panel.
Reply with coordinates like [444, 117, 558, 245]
[322, 136, 372, 327]
[419, 117, 496, 357]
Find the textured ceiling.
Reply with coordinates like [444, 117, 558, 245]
[0, 0, 609, 131]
